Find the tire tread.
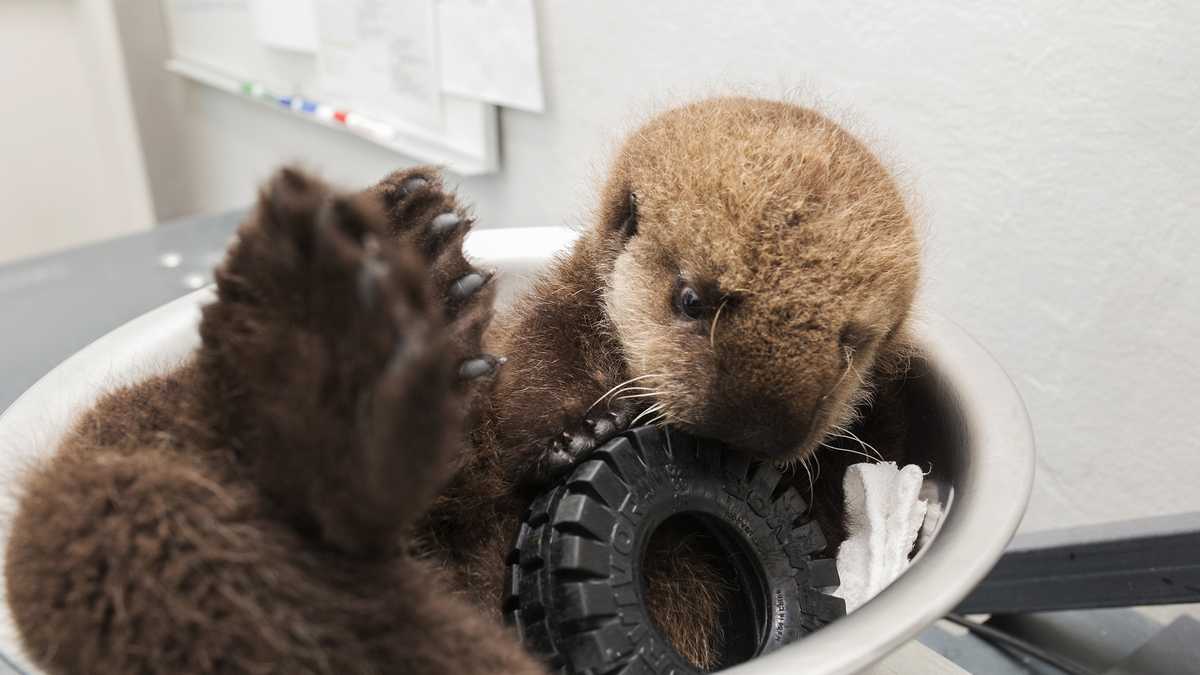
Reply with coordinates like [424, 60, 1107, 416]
[507, 427, 846, 674]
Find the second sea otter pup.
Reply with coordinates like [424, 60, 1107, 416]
[429, 97, 921, 669]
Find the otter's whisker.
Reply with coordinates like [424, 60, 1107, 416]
[609, 374, 667, 401]
[614, 390, 664, 400]
[606, 376, 667, 403]
[829, 424, 884, 461]
[629, 402, 665, 426]
[834, 345, 858, 389]
[800, 454, 815, 502]
[661, 410, 693, 428]
[819, 441, 879, 464]
[844, 349, 868, 387]
[587, 373, 663, 413]
[606, 386, 660, 404]
[710, 296, 731, 348]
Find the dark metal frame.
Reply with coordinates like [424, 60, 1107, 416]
[957, 512, 1200, 615]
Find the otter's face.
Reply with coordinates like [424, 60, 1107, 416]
[599, 98, 919, 462]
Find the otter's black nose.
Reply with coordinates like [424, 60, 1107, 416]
[713, 399, 814, 458]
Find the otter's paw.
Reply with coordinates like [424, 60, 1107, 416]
[524, 402, 639, 487]
[369, 167, 496, 377]
[203, 167, 504, 552]
[209, 167, 499, 386]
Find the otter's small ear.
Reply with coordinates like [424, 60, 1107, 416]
[615, 192, 638, 240]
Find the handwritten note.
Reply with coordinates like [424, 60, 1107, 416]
[314, 0, 444, 132]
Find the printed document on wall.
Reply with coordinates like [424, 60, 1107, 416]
[314, 0, 443, 132]
[248, 0, 318, 52]
[437, 0, 544, 112]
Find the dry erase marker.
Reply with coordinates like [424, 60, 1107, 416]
[314, 104, 335, 122]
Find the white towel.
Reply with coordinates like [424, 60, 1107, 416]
[833, 462, 928, 613]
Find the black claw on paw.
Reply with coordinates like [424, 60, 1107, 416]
[563, 430, 593, 456]
[450, 271, 488, 300]
[459, 354, 506, 380]
[539, 440, 576, 477]
[586, 412, 619, 439]
[524, 434, 589, 489]
[399, 176, 430, 196]
[430, 212, 463, 237]
[583, 404, 636, 447]
[559, 425, 598, 461]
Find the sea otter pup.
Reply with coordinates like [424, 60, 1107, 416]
[428, 97, 920, 667]
[5, 97, 919, 674]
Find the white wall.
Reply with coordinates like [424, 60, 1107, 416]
[0, 0, 152, 264]
[120, 1, 1200, 533]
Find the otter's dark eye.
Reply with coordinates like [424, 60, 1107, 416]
[677, 285, 704, 319]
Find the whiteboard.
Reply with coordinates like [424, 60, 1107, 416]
[162, 0, 499, 175]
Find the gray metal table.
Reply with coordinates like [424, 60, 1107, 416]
[0, 210, 242, 413]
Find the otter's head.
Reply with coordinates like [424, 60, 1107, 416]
[597, 98, 919, 462]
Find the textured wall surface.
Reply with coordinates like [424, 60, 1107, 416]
[120, 1, 1200, 533]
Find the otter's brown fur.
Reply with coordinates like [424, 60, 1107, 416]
[5, 97, 919, 674]
[7, 168, 542, 674]
[425, 98, 920, 669]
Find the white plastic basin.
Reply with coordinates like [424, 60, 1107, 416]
[0, 226, 1034, 674]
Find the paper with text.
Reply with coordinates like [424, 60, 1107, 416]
[437, 0, 544, 112]
[314, 0, 444, 132]
[248, 0, 318, 52]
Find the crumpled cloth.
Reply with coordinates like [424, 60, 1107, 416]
[833, 462, 928, 612]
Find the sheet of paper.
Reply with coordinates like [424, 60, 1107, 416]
[437, 0, 545, 113]
[248, 0, 318, 52]
[314, 0, 444, 132]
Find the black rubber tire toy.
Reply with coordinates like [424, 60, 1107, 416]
[504, 426, 846, 675]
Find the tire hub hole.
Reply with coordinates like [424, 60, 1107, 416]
[641, 513, 769, 672]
